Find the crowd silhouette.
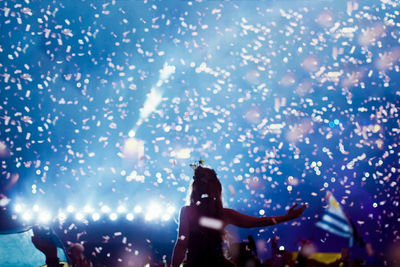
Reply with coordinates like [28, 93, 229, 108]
[1, 166, 397, 266]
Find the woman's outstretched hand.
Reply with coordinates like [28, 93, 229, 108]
[286, 203, 307, 220]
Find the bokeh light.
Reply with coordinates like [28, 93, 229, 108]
[109, 213, 118, 221]
[92, 213, 101, 222]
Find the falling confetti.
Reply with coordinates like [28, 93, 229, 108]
[1, 0, 399, 264]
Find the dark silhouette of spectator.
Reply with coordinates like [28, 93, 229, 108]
[387, 242, 400, 267]
[262, 236, 295, 267]
[31, 228, 64, 267]
[294, 242, 351, 267]
[171, 166, 307, 267]
[68, 243, 93, 267]
[229, 235, 261, 267]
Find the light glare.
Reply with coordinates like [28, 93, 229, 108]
[117, 205, 126, 213]
[109, 213, 118, 221]
[15, 204, 23, 213]
[145, 203, 162, 221]
[92, 213, 100, 221]
[166, 206, 176, 214]
[33, 204, 40, 212]
[101, 205, 111, 213]
[22, 211, 32, 221]
[140, 88, 163, 119]
[67, 205, 75, 213]
[126, 213, 134, 221]
[39, 211, 51, 223]
[58, 212, 67, 221]
[84, 205, 94, 213]
[75, 213, 84, 221]
[162, 214, 171, 221]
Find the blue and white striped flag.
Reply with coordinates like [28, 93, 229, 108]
[316, 191, 354, 245]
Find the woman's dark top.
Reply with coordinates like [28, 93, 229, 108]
[183, 205, 233, 267]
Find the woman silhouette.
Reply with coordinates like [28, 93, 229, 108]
[171, 166, 307, 267]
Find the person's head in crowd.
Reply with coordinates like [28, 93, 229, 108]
[388, 241, 400, 266]
[298, 239, 316, 258]
[188, 166, 223, 219]
[69, 243, 85, 262]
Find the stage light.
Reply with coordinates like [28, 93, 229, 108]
[159, 62, 176, 80]
[58, 212, 67, 221]
[117, 205, 126, 213]
[109, 213, 118, 221]
[161, 214, 171, 221]
[15, 204, 23, 213]
[279, 246, 285, 251]
[92, 213, 100, 221]
[75, 212, 84, 221]
[38, 211, 51, 223]
[83, 205, 94, 213]
[166, 206, 176, 214]
[101, 205, 111, 213]
[0, 197, 12, 206]
[145, 203, 161, 221]
[126, 213, 134, 221]
[140, 88, 163, 119]
[134, 62, 176, 123]
[128, 130, 135, 138]
[134, 205, 142, 213]
[33, 204, 40, 212]
[22, 211, 32, 221]
[67, 205, 75, 213]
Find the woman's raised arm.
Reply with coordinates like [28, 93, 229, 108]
[223, 204, 307, 228]
[171, 206, 190, 267]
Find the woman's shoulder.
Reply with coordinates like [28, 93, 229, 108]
[181, 205, 202, 219]
[180, 205, 195, 214]
[182, 205, 232, 217]
[179, 205, 198, 225]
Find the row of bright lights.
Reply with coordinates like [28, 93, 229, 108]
[13, 203, 176, 223]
